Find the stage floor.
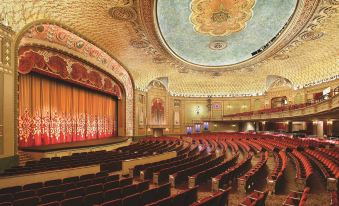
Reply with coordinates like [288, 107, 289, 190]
[20, 137, 129, 153]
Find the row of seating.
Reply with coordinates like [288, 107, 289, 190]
[3, 141, 177, 176]
[239, 190, 269, 206]
[153, 153, 213, 184]
[91, 182, 171, 206]
[170, 154, 225, 186]
[269, 151, 287, 182]
[0, 172, 117, 195]
[283, 187, 310, 206]
[140, 153, 201, 181]
[305, 149, 338, 178]
[238, 151, 268, 192]
[95, 185, 198, 206]
[190, 152, 239, 187]
[0, 179, 148, 206]
[190, 188, 230, 206]
[290, 150, 313, 180]
[132, 154, 187, 177]
[214, 152, 253, 190]
[330, 191, 338, 206]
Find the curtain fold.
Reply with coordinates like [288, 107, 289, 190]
[18, 73, 117, 147]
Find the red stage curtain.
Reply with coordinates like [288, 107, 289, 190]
[18, 73, 117, 147]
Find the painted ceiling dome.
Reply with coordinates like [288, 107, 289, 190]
[156, 0, 297, 67]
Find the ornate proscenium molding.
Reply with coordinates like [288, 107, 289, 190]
[20, 24, 134, 136]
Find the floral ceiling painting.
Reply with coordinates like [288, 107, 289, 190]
[190, 0, 256, 36]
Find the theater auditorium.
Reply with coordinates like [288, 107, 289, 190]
[0, 0, 338, 206]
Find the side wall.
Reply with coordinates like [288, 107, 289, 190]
[134, 79, 339, 136]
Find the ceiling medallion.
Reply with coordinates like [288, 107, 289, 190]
[300, 31, 324, 41]
[190, 0, 256, 36]
[109, 7, 137, 21]
[209, 40, 227, 50]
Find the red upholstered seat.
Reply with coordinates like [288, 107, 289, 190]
[84, 192, 103, 206]
[103, 188, 121, 202]
[122, 193, 141, 206]
[100, 198, 122, 206]
[40, 192, 64, 204]
[60, 196, 83, 206]
[13, 196, 39, 206]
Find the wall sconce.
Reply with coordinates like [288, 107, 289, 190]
[147, 128, 151, 132]
[165, 128, 169, 132]
[195, 106, 200, 115]
[327, 120, 333, 125]
[312, 120, 318, 125]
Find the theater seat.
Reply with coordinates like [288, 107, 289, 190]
[60, 196, 83, 206]
[122, 193, 141, 206]
[0, 194, 13, 203]
[84, 192, 103, 206]
[38, 202, 60, 206]
[40, 192, 64, 204]
[13, 197, 39, 206]
[101, 199, 122, 206]
[103, 188, 122, 202]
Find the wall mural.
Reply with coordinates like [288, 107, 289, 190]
[151, 98, 165, 125]
[18, 46, 122, 99]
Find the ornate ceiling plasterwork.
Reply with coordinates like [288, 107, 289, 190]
[190, 0, 256, 36]
[140, 0, 328, 72]
[0, 0, 338, 97]
[156, 0, 296, 67]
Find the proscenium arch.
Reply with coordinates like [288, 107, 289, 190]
[12, 20, 135, 145]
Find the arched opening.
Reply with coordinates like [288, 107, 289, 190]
[13, 22, 134, 147]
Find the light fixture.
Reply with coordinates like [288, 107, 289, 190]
[195, 106, 200, 115]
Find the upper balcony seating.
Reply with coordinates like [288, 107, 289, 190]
[239, 190, 269, 206]
[283, 187, 310, 206]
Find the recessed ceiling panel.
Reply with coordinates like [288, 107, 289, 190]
[156, 0, 297, 67]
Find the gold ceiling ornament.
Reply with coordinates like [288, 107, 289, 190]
[190, 0, 256, 36]
[300, 31, 324, 41]
[109, 6, 137, 21]
[209, 40, 227, 50]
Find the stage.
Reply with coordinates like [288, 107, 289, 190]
[20, 137, 132, 160]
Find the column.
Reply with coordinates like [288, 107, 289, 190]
[0, 23, 18, 171]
